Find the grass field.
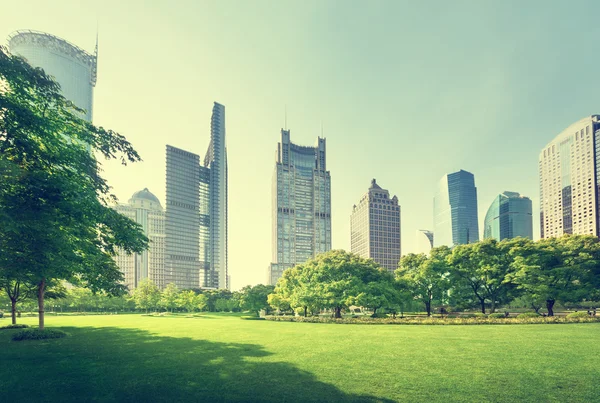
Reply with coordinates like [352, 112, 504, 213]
[1, 314, 599, 402]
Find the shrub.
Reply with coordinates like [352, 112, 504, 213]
[370, 312, 388, 318]
[240, 316, 265, 321]
[517, 312, 541, 318]
[488, 313, 506, 319]
[12, 328, 67, 341]
[567, 311, 591, 319]
[473, 313, 486, 317]
[0, 324, 29, 330]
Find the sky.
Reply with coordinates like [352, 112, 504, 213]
[4, 0, 600, 290]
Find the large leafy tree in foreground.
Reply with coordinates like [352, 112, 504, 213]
[397, 247, 450, 316]
[0, 46, 148, 329]
[509, 235, 600, 316]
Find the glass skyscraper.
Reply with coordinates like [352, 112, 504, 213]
[415, 230, 434, 255]
[165, 103, 228, 290]
[350, 179, 401, 272]
[268, 129, 331, 285]
[203, 103, 228, 290]
[433, 170, 479, 247]
[483, 191, 533, 241]
[8, 30, 97, 123]
[113, 189, 165, 289]
[539, 116, 600, 238]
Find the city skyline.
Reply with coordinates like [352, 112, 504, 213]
[4, 1, 600, 289]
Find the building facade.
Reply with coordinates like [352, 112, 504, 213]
[164, 103, 228, 290]
[350, 179, 401, 272]
[113, 189, 165, 289]
[433, 170, 479, 247]
[203, 103, 228, 289]
[539, 116, 600, 238]
[268, 129, 331, 285]
[483, 191, 533, 241]
[8, 30, 97, 123]
[415, 230, 434, 255]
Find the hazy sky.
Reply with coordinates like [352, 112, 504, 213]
[4, 1, 600, 289]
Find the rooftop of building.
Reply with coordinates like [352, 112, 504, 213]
[130, 188, 161, 205]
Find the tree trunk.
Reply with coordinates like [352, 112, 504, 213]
[479, 298, 486, 314]
[334, 306, 342, 319]
[37, 278, 46, 330]
[11, 300, 17, 325]
[303, 306, 307, 317]
[546, 299, 555, 317]
[425, 301, 431, 317]
[490, 298, 496, 314]
[373, 307, 378, 315]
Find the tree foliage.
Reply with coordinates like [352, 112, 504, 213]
[0, 46, 148, 329]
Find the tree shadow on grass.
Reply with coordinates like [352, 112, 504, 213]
[1, 326, 392, 402]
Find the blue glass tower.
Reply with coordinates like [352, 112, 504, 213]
[433, 170, 479, 247]
[483, 192, 533, 241]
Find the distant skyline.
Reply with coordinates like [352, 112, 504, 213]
[4, 1, 600, 289]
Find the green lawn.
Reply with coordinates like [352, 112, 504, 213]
[1, 314, 599, 402]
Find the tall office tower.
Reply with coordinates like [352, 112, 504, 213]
[113, 189, 165, 289]
[165, 145, 204, 290]
[415, 230, 434, 255]
[539, 116, 600, 238]
[8, 30, 97, 122]
[268, 129, 332, 285]
[433, 170, 479, 247]
[203, 103, 228, 289]
[483, 191, 533, 241]
[350, 179, 401, 272]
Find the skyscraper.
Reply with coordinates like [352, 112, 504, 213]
[165, 145, 206, 290]
[203, 103, 228, 290]
[433, 170, 479, 247]
[483, 191, 533, 241]
[268, 129, 331, 285]
[350, 179, 401, 272]
[113, 189, 165, 289]
[164, 103, 228, 290]
[8, 30, 97, 122]
[415, 230, 434, 255]
[539, 116, 600, 238]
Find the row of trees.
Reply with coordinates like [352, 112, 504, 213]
[1, 279, 278, 321]
[269, 235, 600, 317]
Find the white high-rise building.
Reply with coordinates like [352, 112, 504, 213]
[268, 129, 331, 285]
[8, 30, 97, 123]
[415, 230, 434, 255]
[539, 116, 600, 238]
[350, 179, 401, 272]
[114, 189, 165, 289]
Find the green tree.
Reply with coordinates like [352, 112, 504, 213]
[448, 238, 526, 313]
[177, 290, 207, 313]
[509, 235, 600, 316]
[0, 46, 148, 329]
[397, 248, 450, 316]
[131, 279, 161, 313]
[160, 283, 179, 312]
[298, 250, 389, 319]
[239, 284, 275, 316]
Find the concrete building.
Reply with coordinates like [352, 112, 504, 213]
[165, 103, 228, 290]
[8, 30, 97, 123]
[483, 191, 533, 241]
[415, 230, 434, 255]
[268, 129, 331, 285]
[539, 116, 600, 238]
[113, 189, 165, 289]
[433, 170, 479, 247]
[350, 179, 401, 272]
